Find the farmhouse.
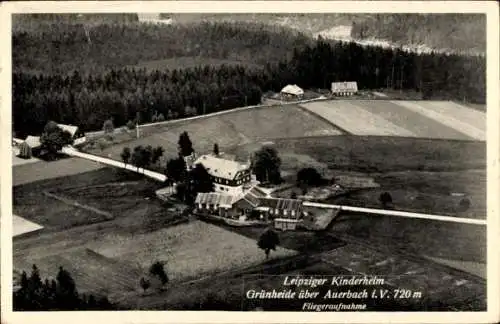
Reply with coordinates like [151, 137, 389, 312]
[331, 81, 358, 97]
[280, 84, 304, 101]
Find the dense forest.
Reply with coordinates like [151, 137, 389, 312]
[351, 14, 486, 54]
[12, 19, 486, 137]
[13, 21, 311, 74]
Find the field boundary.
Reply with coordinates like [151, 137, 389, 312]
[43, 191, 114, 220]
[295, 103, 352, 135]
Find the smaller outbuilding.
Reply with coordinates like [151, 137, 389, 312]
[280, 84, 304, 101]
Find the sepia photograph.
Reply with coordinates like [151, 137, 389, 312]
[1, 1, 499, 323]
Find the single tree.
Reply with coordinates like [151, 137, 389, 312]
[157, 113, 165, 122]
[166, 156, 187, 183]
[131, 146, 145, 170]
[120, 147, 131, 165]
[190, 163, 214, 195]
[379, 192, 393, 207]
[297, 167, 323, 187]
[151, 146, 164, 165]
[149, 261, 169, 286]
[102, 118, 114, 134]
[257, 229, 280, 259]
[18, 142, 32, 159]
[139, 277, 151, 293]
[126, 120, 136, 130]
[213, 143, 219, 156]
[252, 146, 282, 185]
[142, 145, 154, 167]
[459, 197, 471, 212]
[40, 122, 74, 158]
[178, 131, 194, 157]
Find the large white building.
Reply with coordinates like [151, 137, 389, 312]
[193, 154, 257, 196]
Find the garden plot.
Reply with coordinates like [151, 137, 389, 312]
[299, 101, 416, 136]
[87, 221, 297, 282]
[393, 101, 485, 141]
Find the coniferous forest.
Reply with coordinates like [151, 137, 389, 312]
[12, 17, 486, 138]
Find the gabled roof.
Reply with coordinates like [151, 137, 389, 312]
[57, 124, 79, 137]
[194, 154, 249, 180]
[24, 136, 41, 148]
[195, 192, 235, 208]
[281, 84, 304, 96]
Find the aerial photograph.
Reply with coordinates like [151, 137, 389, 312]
[10, 11, 487, 312]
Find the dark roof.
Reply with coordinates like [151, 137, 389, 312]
[259, 198, 303, 212]
[195, 192, 234, 207]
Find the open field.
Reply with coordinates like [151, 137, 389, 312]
[13, 157, 105, 186]
[328, 170, 486, 219]
[232, 135, 486, 174]
[393, 101, 485, 141]
[87, 221, 296, 282]
[89, 104, 342, 162]
[131, 56, 263, 71]
[329, 212, 486, 264]
[299, 101, 416, 137]
[299, 100, 485, 140]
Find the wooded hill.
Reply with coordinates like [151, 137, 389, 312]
[350, 14, 485, 54]
[12, 20, 486, 137]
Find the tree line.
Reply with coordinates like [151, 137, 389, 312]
[14, 264, 113, 311]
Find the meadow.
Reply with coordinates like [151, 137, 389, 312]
[87, 104, 342, 162]
[298, 100, 485, 141]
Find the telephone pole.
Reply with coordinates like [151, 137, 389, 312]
[136, 111, 140, 139]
